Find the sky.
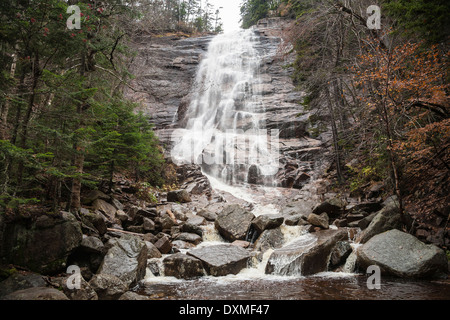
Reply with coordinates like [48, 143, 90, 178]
[208, 0, 242, 32]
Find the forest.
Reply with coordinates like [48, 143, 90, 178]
[240, 0, 449, 226]
[0, 0, 223, 214]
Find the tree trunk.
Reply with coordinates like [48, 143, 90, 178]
[325, 86, 344, 184]
[0, 48, 19, 140]
[70, 146, 85, 212]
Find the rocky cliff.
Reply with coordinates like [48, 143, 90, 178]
[125, 20, 331, 191]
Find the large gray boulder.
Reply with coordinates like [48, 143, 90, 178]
[215, 205, 255, 242]
[163, 253, 205, 279]
[356, 229, 448, 279]
[356, 196, 402, 243]
[0, 213, 83, 275]
[265, 229, 348, 276]
[187, 244, 251, 276]
[312, 198, 347, 218]
[97, 235, 148, 287]
[167, 189, 192, 203]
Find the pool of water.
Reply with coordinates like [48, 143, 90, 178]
[139, 274, 450, 300]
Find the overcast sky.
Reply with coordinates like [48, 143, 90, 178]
[208, 0, 242, 32]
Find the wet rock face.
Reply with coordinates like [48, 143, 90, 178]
[124, 35, 214, 145]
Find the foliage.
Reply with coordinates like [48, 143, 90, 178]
[0, 1, 166, 212]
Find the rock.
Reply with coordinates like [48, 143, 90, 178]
[2, 287, 69, 300]
[312, 198, 346, 218]
[167, 190, 192, 203]
[92, 199, 117, 221]
[97, 235, 148, 287]
[197, 209, 218, 222]
[80, 211, 107, 236]
[80, 236, 105, 254]
[174, 232, 202, 245]
[333, 219, 348, 228]
[181, 223, 203, 236]
[252, 215, 284, 233]
[163, 253, 205, 279]
[172, 240, 196, 250]
[215, 205, 255, 242]
[348, 202, 383, 215]
[307, 213, 329, 229]
[356, 196, 402, 244]
[119, 291, 150, 300]
[265, 229, 347, 276]
[186, 215, 206, 226]
[254, 228, 284, 253]
[155, 212, 177, 231]
[88, 274, 128, 300]
[356, 212, 378, 230]
[143, 218, 155, 232]
[247, 164, 261, 184]
[82, 190, 110, 205]
[329, 241, 352, 268]
[284, 214, 307, 226]
[145, 241, 162, 259]
[58, 276, 98, 300]
[116, 210, 129, 223]
[111, 198, 124, 211]
[154, 235, 172, 254]
[368, 182, 385, 198]
[0, 273, 46, 298]
[356, 229, 448, 279]
[346, 213, 365, 223]
[231, 240, 251, 248]
[187, 244, 251, 276]
[0, 214, 83, 275]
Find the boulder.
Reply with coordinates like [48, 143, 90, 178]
[167, 190, 192, 203]
[145, 241, 162, 259]
[356, 229, 448, 279]
[181, 223, 203, 237]
[56, 276, 98, 300]
[251, 215, 284, 234]
[88, 274, 128, 300]
[329, 241, 352, 268]
[82, 190, 110, 205]
[356, 196, 402, 244]
[307, 213, 329, 229]
[187, 244, 251, 276]
[80, 235, 105, 254]
[154, 235, 172, 254]
[172, 240, 196, 250]
[197, 209, 218, 222]
[265, 229, 347, 276]
[312, 198, 346, 218]
[92, 199, 117, 221]
[143, 217, 155, 232]
[0, 273, 46, 298]
[254, 228, 284, 253]
[0, 213, 83, 275]
[119, 291, 150, 300]
[97, 235, 148, 287]
[174, 232, 202, 245]
[80, 211, 107, 236]
[2, 287, 69, 300]
[284, 214, 307, 226]
[163, 253, 205, 279]
[215, 205, 255, 242]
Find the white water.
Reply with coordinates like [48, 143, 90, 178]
[170, 29, 279, 186]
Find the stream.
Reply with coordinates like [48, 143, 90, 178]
[139, 29, 450, 301]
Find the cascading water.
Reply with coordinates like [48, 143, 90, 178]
[170, 29, 279, 187]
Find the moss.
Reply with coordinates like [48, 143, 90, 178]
[0, 266, 18, 281]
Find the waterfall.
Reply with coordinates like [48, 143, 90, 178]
[171, 29, 279, 187]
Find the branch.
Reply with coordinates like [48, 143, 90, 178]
[408, 100, 449, 119]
